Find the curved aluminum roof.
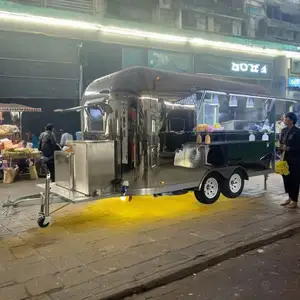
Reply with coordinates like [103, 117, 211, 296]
[82, 67, 271, 103]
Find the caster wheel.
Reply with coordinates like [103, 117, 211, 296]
[37, 216, 50, 228]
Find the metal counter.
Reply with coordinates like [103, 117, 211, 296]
[72, 140, 115, 196]
[54, 151, 74, 190]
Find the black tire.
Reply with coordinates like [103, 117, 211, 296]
[37, 216, 49, 228]
[221, 170, 244, 198]
[194, 173, 221, 205]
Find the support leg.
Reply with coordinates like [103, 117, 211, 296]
[264, 174, 268, 191]
[37, 172, 51, 228]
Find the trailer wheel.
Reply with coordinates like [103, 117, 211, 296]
[221, 170, 244, 199]
[194, 173, 221, 205]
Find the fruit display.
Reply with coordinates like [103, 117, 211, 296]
[0, 125, 19, 136]
[1, 145, 41, 159]
[195, 123, 224, 132]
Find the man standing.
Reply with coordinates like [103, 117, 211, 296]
[280, 112, 300, 208]
[39, 124, 57, 182]
[60, 129, 73, 147]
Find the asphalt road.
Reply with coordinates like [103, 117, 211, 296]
[129, 234, 300, 300]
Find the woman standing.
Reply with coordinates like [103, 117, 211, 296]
[280, 112, 300, 208]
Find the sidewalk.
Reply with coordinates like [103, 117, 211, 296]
[0, 175, 300, 300]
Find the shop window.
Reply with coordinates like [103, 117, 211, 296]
[182, 10, 207, 30]
[46, 0, 94, 14]
[106, 0, 153, 23]
[291, 60, 300, 75]
[294, 32, 300, 43]
[86, 108, 104, 132]
[148, 49, 193, 74]
[214, 17, 232, 35]
[159, 8, 177, 28]
[232, 20, 242, 36]
[122, 47, 146, 69]
[196, 93, 274, 132]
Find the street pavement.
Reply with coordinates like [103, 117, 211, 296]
[129, 233, 300, 300]
[0, 175, 299, 300]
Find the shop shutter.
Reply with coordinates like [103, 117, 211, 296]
[46, 0, 94, 14]
[0, 31, 80, 99]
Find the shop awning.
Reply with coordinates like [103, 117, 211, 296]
[0, 103, 41, 112]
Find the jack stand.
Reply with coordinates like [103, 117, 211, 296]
[37, 173, 52, 228]
[264, 174, 268, 191]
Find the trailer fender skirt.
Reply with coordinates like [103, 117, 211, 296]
[198, 166, 249, 190]
[216, 166, 249, 181]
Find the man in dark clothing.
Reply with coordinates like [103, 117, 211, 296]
[39, 124, 56, 182]
[280, 112, 300, 209]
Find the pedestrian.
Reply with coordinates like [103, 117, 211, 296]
[39, 124, 57, 182]
[280, 112, 300, 208]
[60, 129, 73, 147]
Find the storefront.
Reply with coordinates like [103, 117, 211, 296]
[121, 46, 275, 85]
[194, 52, 273, 88]
[122, 47, 194, 74]
[286, 59, 300, 121]
[121, 46, 294, 125]
[0, 30, 291, 136]
[81, 41, 123, 90]
[0, 31, 81, 136]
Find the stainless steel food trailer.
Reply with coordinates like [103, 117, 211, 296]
[3, 67, 285, 227]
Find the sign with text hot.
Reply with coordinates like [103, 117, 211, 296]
[195, 54, 273, 79]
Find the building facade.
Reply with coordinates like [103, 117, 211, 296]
[1, 0, 300, 132]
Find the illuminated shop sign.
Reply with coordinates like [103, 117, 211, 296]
[231, 62, 268, 74]
[195, 54, 272, 79]
[288, 77, 300, 88]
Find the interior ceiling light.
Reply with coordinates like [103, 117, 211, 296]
[1, 10, 300, 58]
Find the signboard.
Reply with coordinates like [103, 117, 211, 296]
[288, 77, 300, 88]
[195, 54, 273, 79]
[231, 62, 268, 75]
[247, 5, 264, 16]
[148, 49, 193, 73]
[122, 47, 146, 69]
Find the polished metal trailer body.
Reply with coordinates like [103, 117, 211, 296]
[2, 67, 283, 227]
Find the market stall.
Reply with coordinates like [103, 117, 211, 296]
[0, 103, 41, 139]
[0, 103, 42, 183]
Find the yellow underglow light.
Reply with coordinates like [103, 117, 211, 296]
[120, 196, 127, 201]
[1, 10, 300, 58]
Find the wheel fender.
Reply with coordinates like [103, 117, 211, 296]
[197, 167, 248, 191]
[218, 167, 249, 181]
[234, 167, 249, 180]
[197, 170, 222, 191]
